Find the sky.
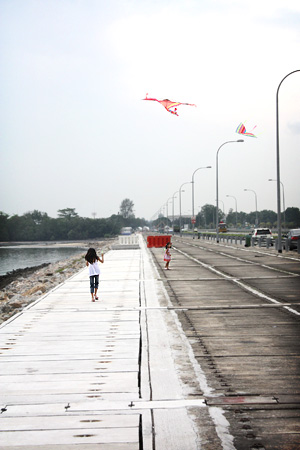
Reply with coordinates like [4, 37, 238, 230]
[1, 0, 299, 221]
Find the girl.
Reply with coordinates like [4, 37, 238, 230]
[85, 248, 104, 302]
[164, 242, 172, 270]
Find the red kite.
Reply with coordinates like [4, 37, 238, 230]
[143, 94, 196, 116]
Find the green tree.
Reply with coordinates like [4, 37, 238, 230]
[197, 204, 221, 228]
[57, 208, 79, 219]
[119, 199, 135, 219]
[0, 212, 9, 241]
[285, 207, 300, 228]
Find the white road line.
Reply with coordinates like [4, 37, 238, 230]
[174, 247, 300, 317]
[181, 240, 299, 277]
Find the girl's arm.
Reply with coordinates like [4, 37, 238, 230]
[97, 254, 104, 263]
[86, 261, 89, 267]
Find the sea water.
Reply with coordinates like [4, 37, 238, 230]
[0, 245, 87, 276]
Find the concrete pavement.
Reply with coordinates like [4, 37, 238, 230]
[0, 236, 232, 449]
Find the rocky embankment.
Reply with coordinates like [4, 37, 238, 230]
[0, 242, 111, 325]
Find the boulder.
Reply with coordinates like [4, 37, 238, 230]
[23, 284, 47, 296]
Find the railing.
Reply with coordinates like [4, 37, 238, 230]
[118, 235, 139, 246]
[180, 233, 300, 253]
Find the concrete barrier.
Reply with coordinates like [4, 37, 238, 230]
[119, 235, 139, 246]
[111, 234, 140, 249]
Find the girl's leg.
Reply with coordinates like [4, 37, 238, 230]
[94, 275, 99, 300]
[90, 276, 95, 301]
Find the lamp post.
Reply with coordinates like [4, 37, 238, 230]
[244, 189, 258, 226]
[179, 182, 191, 237]
[216, 140, 244, 242]
[276, 70, 300, 252]
[268, 179, 286, 231]
[226, 195, 238, 228]
[172, 191, 178, 231]
[192, 166, 211, 238]
[166, 197, 173, 223]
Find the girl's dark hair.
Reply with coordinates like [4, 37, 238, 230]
[165, 242, 171, 249]
[85, 248, 98, 264]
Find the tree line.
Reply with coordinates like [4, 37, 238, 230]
[0, 201, 146, 242]
[154, 204, 300, 229]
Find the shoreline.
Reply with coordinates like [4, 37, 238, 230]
[0, 264, 50, 290]
[0, 240, 96, 248]
[0, 239, 113, 325]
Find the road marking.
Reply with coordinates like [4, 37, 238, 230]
[174, 247, 300, 317]
[181, 240, 299, 277]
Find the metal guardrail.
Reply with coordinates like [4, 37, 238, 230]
[194, 233, 300, 253]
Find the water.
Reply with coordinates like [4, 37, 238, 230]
[0, 245, 87, 276]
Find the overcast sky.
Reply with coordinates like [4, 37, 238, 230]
[1, 0, 299, 220]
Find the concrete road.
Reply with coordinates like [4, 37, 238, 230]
[149, 235, 300, 450]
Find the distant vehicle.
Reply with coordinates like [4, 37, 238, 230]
[142, 226, 150, 232]
[120, 227, 133, 235]
[173, 225, 180, 233]
[251, 228, 274, 246]
[218, 222, 227, 232]
[283, 229, 300, 250]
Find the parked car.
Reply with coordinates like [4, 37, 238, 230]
[251, 228, 274, 246]
[283, 229, 300, 250]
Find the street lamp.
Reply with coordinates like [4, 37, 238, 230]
[179, 182, 191, 236]
[191, 166, 211, 238]
[268, 179, 286, 230]
[226, 195, 238, 228]
[166, 197, 173, 222]
[276, 70, 300, 252]
[244, 189, 258, 226]
[172, 191, 178, 230]
[216, 140, 244, 242]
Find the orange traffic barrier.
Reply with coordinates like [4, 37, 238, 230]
[147, 236, 154, 248]
[147, 236, 171, 248]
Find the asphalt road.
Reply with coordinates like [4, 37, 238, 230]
[149, 236, 300, 450]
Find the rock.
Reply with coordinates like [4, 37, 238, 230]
[9, 301, 23, 309]
[23, 284, 47, 296]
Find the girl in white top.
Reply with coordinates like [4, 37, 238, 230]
[164, 242, 172, 270]
[85, 248, 104, 302]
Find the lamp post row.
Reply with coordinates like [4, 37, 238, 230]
[154, 69, 299, 252]
[158, 172, 288, 235]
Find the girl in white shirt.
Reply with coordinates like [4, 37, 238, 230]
[85, 248, 104, 302]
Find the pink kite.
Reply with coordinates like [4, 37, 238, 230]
[143, 94, 196, 116]
[236, 123, 257, 138]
